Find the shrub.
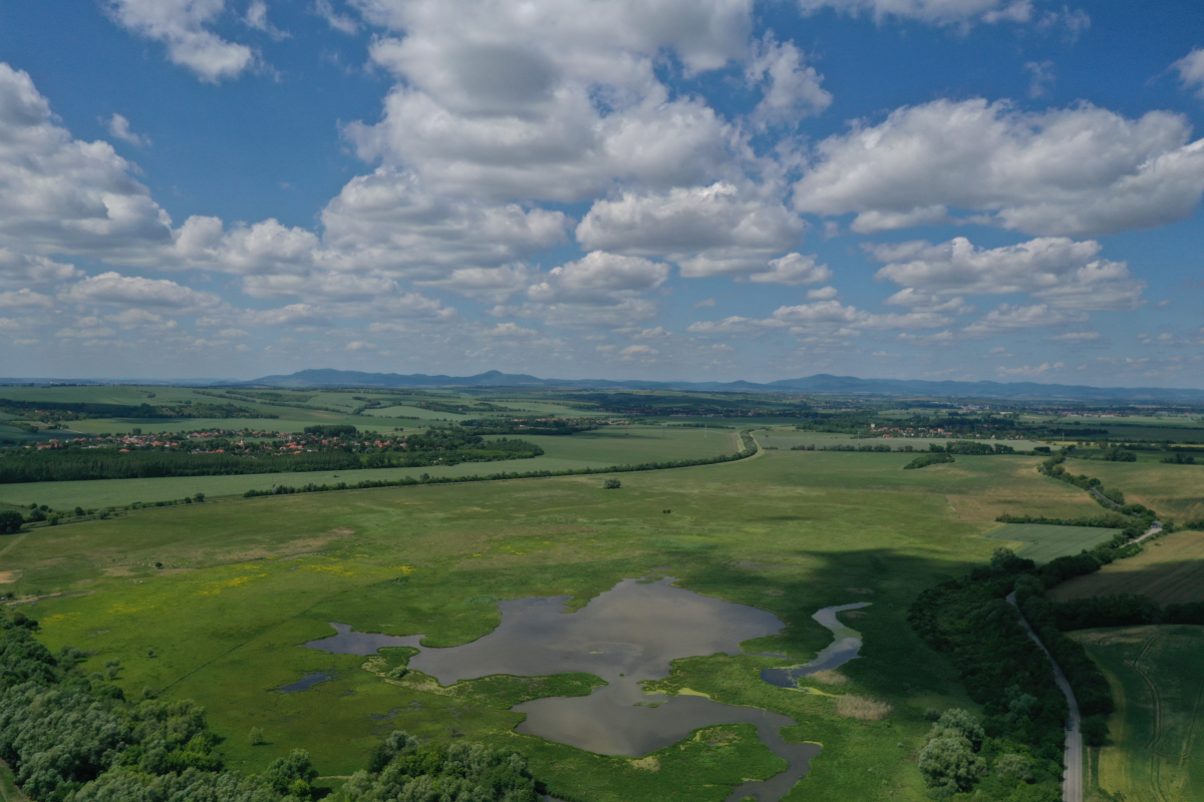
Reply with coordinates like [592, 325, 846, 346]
[0, 509, 24, 534]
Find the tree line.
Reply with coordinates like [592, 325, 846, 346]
[242, 434, 760, 499]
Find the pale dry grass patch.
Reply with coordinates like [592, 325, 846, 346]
[835, 694, 892, 720]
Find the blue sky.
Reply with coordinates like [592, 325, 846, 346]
[0, 1, 1201, 385]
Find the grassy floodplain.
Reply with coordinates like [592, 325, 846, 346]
[0, 425, 737, 509]
[1075, 626, 1204, 802]
[0, 447, 1100, 801]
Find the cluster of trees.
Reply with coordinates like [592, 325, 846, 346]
[0, 509, 23, 534]
[908, 551, 1066, 801]
[1046, 594, 1204, 630]
[917, 710, 988, 796]
[461, 418, 598, 436]
[1074, 446, 1138, 462]
[942, 441, 1015, 455]
[0, 432, 543, 484]
[0, 612, 541, 802]
[1162, 451, 1197, 464]
[302, 424, 358, 436]
[338, 732, 538, 802]
[792, 443, 896, 452]
[904, 452, 955, 470]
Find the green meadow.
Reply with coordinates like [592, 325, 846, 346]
[1076, 626, 1204, 802]
[0, 448, 1099, 801]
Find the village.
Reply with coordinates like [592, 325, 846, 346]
[20, 427, 411, 456]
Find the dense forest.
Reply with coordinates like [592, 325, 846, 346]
[0, 611, 541, 802]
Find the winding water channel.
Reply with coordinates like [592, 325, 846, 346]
[305, 578, 872, 801]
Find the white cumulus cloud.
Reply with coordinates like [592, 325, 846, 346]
[104, 0, 257, 82]
[793, 98, 1204, 237]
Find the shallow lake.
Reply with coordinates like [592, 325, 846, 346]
[306, 578, 873, 801]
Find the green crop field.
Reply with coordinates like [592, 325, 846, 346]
[0, 447, 1099, 802]
[360, 403, 471, 421]
[0, 426, 740, 509]
[983, 523, 1121, 563]
[755, 428, 1042, 452]
[1066, 458, 1204, 523]
[1051, 531, 1204, 604]
[1075, 626, 1204, 802]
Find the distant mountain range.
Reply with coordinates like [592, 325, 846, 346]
[242, 368, 1204, 403]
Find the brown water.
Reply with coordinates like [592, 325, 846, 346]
[307, 579, 857, 801]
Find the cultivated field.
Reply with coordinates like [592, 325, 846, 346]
[1066, 458, 1204, 523]
[1076, 626, 1204, 802]
[0, 447, 1099, 802]
[984, 523, 1122, 562]
[1051, 531, 1204, 604]
[755, 428, 1042, 452]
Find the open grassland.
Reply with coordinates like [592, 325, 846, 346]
[1076, 626, 1204, 802]
[984, 523, 1122, 563]
[1051, 531, 1204, 604]
[0, 449, 1098, 802]
[1066, 459, 1204, 523]
[0, 426, 739, 509]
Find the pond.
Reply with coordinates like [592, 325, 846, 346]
[306, 578, 872, 801]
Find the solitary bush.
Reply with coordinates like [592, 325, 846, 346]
[603, 478, 622, 489]
[0, 509, 24, 534]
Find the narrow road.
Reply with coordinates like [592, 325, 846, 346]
[1007, 592, 1082, 802]
[1133, 521, 1162, 545]
[1088, 486, 1123, 511]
